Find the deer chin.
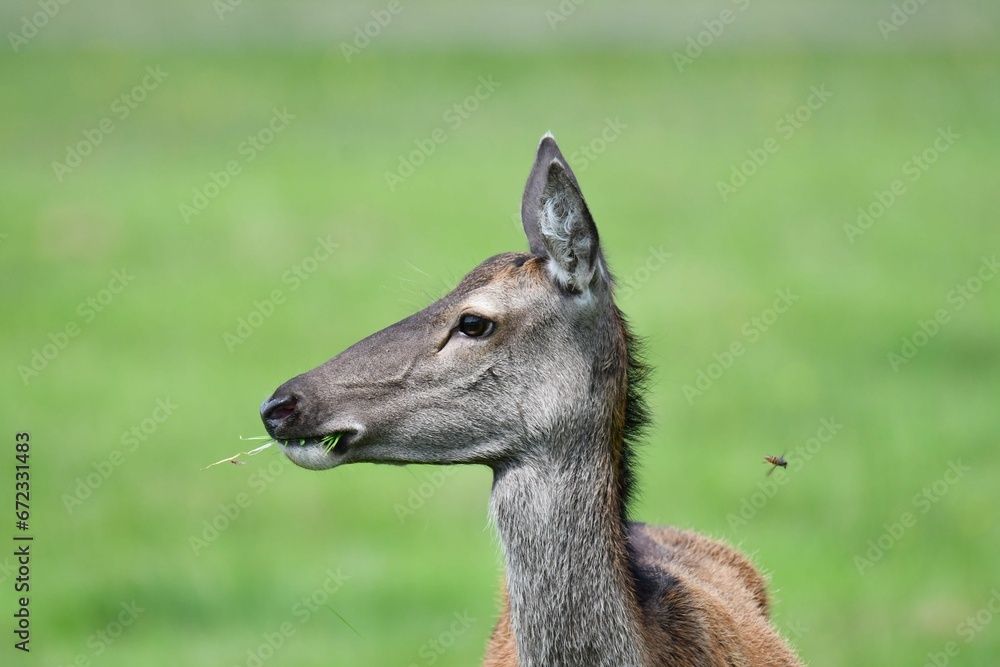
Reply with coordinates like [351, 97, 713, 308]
[278, 432, 354, 471]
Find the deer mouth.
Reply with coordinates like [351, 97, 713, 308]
[278, 431, 354, 470]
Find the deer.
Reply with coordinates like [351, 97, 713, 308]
[259, 134, 803, 666]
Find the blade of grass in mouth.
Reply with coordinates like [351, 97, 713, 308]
[203, 433, 343, 470]
[322, 433, 342, 454]
[202, 437, 275, 469]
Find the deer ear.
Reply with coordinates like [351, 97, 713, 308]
[521, 134, 603, 294]
[522, 134, 580, 255]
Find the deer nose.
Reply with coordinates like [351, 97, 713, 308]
[260, 393, 298, 428]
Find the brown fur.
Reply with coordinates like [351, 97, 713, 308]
[484, 524, 800, 666]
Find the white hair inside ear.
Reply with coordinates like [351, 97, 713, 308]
[538, 161, 602, 295]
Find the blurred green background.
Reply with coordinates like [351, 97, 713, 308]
[2, 1, 999, 665]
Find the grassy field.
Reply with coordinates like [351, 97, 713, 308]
[3, 43, 999, 666]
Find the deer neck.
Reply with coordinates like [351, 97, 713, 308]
[489, 418, 648, 667]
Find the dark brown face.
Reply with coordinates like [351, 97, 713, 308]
[260, 134, 614, 471]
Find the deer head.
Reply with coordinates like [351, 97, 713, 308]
[257, 135, 806, 667]
[261, 134, 628, 474]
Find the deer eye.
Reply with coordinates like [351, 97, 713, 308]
[458, 314, 494, 338]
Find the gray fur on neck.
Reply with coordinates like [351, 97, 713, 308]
[489, 423, 648, 667]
